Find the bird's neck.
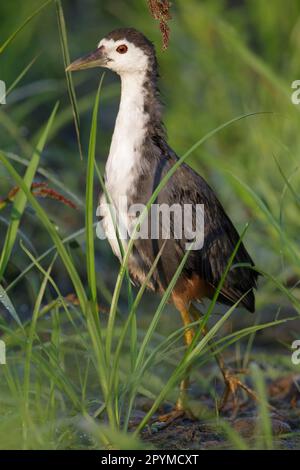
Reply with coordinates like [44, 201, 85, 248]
[105, 69, 164, 189]
[118, 68, 164, 138]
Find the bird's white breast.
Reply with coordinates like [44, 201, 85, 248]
[101, 71, 148, 259]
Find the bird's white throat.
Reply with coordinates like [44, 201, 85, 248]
[100, 70, 149, 258]
[105, 71, 148, 196]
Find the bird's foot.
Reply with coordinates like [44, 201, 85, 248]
[157, 408, 185, 425]
[151, 403, 196, 431]
[219, 368, 258, 417]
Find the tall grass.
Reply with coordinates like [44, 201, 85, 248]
[0, 0, 299, 450]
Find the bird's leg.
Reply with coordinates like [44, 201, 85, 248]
[189, 304, 258, 415]
[214, 351, 257, 415]
[175, 307, 194, 413]
[157, 304, 195, 425]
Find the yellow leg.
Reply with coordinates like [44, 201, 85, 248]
[175, 306, 194, 411]
[157, 304, 195, 425]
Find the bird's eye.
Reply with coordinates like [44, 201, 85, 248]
[116, 44, 128, 54]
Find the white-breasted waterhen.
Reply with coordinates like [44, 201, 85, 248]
[67, 28, 258, 423]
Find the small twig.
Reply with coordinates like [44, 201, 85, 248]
[65, 293, 110, 314]
[0, 182, 77, 210]
[147, 0, 172, 49]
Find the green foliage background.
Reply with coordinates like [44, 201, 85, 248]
[0, 0, 300, 450]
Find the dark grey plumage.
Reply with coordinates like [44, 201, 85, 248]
[66, 26, 260, 417]
[103, 28, 258, 313]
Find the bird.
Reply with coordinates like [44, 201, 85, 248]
[67, 28, 258, 423]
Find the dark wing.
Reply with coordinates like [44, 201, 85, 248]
[154, 142, 258, 313]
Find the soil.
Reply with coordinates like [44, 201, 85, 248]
[133, 373, 300, 449]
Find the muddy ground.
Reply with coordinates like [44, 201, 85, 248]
[134, 373, 300, 450]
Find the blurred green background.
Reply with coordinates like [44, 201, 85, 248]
[0, 0, 300, 449]
[1, 0, 300, 319]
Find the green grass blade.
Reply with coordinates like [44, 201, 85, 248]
[0, 284, 23, 328]
[0, 109, 33, 158]
[273, 154, 300, 208]
[0, 102, 59, 280]
[122, 243, 195, 429]
[0, 151, 87, 312]
[19, 239, 88, 348]
[131, 226, 250, 432]
[133, 298, 240, 435]
[136, 245, 194, 370]
[5, 56, 39, 99]
[105, 112, 264, 363]
[219, 419, 249, 450]
[3, 151, 84, 209]
[229, 172, 300, 266]
[22, 257, 54, 448]
[55, 0, 83, 160]
[251, 363, 273, 450]
[0, 0, 52, 54]
[86, 76, 104, 303]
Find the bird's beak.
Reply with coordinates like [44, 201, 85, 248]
[66, 48, 108, 72]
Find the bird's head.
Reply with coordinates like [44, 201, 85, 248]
[66, 28, 156, 75]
